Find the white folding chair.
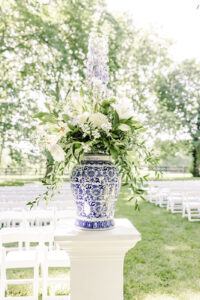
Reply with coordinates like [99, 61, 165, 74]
[25, 209, 56, 228]
[41, 244, 70, 300]
[182, 196, 200, 221]
[167, 193, 185, 213]
[146, 187, 160, 205]
[0, 229, 41, 300]
[157, 189, 169, 208]
[0, 211, 24, 229]
[187, 203, 200, 221]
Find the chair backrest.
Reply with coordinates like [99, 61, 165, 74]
[25, 209, 55, 228]
[169, 192, 184, 199]
[0, 228, 54, 250]
[185, 195, 200, 202]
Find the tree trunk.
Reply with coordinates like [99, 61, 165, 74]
[0, 137, 5, 167]
[192, 147, 200, 177]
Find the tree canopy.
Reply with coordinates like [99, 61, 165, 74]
[0, 0, 171, 169]
[155, 59, 200, 176]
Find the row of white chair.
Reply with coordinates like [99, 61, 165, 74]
[0, 208, 76, 229]
[147, 187, 200, 222]
[0, 228, 70, 300]
[0, 201, 75, 212]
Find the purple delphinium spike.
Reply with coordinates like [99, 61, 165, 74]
[85, 31, 109, 97]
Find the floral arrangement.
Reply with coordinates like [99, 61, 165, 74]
[29, 31, 157, 208]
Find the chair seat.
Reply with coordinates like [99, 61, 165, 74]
[187, 202, 200, 208]
[6, 250, 38, 268]
[47, 250, 70, 267]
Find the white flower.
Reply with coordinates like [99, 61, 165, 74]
[81, 123, 90, 137]
[72, 94, 84, 113]
[101, 122, 112, 132]
[46, 124, 69, 146]
[48, 144, 65, 162]
[92, 129, 100, 139]
[112, 97, 134, 119]
[47, 134, 60, 145]
[78, 112, 90, 124]
[83, 144, 91, 152]
[63, 105, 71, 115]
[118, 124, 130, 131]
[70, 117, 79, 126]
[89, 113, 110, 130]
[57, 123, 70, 136]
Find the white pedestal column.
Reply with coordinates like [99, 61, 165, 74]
[54, 218, 141, 300]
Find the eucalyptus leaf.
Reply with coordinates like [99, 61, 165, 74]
[62, 114, 70, 122]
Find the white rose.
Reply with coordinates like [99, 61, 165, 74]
[118, 124, 130, 131]
[49, 144, 65, 162]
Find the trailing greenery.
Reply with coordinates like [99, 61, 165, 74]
[30, 28, 160, 208]
[32, 94, 158, 208]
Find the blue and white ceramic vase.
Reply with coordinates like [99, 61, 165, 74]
[70, 153, 121, 230]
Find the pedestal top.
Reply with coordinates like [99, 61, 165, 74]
[54, 218, 141, 242]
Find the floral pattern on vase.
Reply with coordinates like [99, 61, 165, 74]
[70, 154, 121, 230]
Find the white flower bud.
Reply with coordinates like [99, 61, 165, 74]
[49, 144, 65, 162]
[118, 124, 130, 131]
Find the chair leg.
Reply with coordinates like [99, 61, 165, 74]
[0, 250, 6, 300]
[33, 251, 39, 299]
[188, 208, 192, 221]
[182, 206, 185, 217]
[42, 248, 48, 299]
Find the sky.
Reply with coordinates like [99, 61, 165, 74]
[106, 0, 200, 62]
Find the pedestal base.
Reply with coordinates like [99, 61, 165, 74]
[54, 218, 141, 300]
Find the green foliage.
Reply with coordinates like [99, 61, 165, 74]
[154, 139, 192, 168]
[154, 59, 200, 176]
[0, 0, 171, 176]
[32, 85, 159, 207]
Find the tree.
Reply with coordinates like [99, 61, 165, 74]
[155, 59, 200, 176]
[153, 139, 192, 168]
[0, 0, 170, 169]
[0, 0, 101, 166]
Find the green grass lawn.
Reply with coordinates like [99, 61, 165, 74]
[0, 173, 199, 186]
[6, 267, 70, 298]
[116, 188, 200, 300]
[3, 187, 200, 299]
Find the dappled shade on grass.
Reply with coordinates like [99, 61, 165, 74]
[116, 188, 200, 300]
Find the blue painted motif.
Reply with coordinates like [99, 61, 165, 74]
[70, 154, 121, 230]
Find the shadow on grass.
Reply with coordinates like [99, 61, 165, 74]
[116, 189, 200, 300]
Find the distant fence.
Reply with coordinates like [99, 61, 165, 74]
[0, 168, 69, 176]
[0, 166, 189, 176]
[0, 168, 45, 176]
[149, 166, 189, 174]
